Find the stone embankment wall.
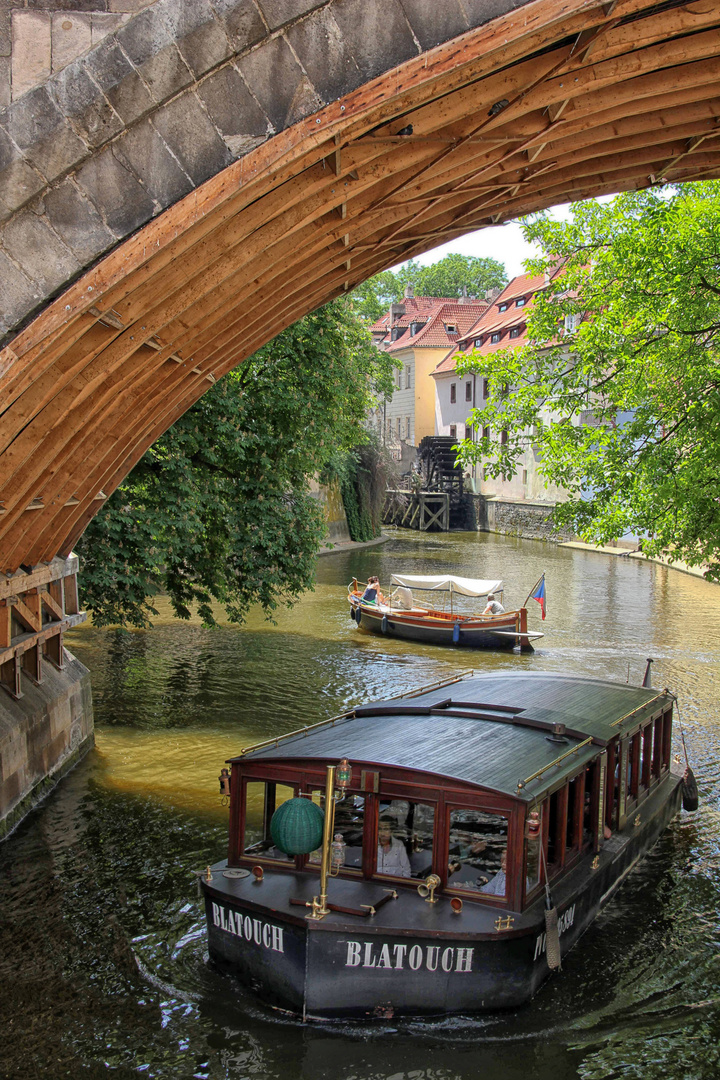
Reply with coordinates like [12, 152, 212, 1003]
[0, 651, 93, 839]
[468, 494, 575, 543]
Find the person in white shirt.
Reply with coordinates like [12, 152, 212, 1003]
[483, 592, 505, 615]
[376, 819, 411, 877]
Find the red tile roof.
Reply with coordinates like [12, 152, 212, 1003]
[383, 300, 487, 354]
[432, 268, 564, 375]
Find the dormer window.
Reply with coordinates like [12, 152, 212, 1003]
[474, 338, 483, 347]
[498, 303, 508, 312]
[445, 323, 457, 333]
[490, 332, 501, 344]
[516, 297, 527, 307]
[509, 327, 521, 338]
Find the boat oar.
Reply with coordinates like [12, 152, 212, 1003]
[539, 831, 561, 970]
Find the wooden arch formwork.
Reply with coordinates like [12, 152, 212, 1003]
[2, 0, 720, 577]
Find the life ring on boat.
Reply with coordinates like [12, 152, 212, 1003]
[381, 615, 388, 634]
[452, 621, 460, 644]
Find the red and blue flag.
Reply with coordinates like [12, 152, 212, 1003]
[530, 574, 546, 620]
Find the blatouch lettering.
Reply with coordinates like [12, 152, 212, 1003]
[212, 902, 284, 953]
[344, 940, 474, 973]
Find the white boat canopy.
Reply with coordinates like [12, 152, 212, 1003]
[390, 574, 503, 597]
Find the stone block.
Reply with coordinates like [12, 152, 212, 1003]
[49, 695, 72, 741]
[2, 209, 81, 294]
[156, 0, 233, 79]
[3, 85, 88, 183]
[209, 0, 267, 54]
[44, 179, 116, 263]
[116, 6, 194, 104]
[0, 125, 46, 220]
[85, 38, 155, 126]
[0, 249, 41, 335]
[113, 117, 193, 208]
[0, 8, 10, 58]
[196, 63, 269, 152]
[75, 146, 156, 237]
[51, 61, 123, 149]
[257, 0, 325, 31]
[459, 0, 523, 30]
[91, 13, 131, 47]
[25, 1, 108, 10]
[399, 0, 469, 51]
[109, 0, 153, 11]
[0, 769, 22, 820]
[152, 91, 233, 186]
[286, 7, 362, 103]
[0, 56, 10, 110]
[51, 12, 93, 73]
[330, 0, 419, 82]
[0, 724, 25, 783]
[12, 11, 52, 99]
[237, 34, 313, 133]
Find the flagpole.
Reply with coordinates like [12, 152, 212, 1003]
[523, 573, 545, 609]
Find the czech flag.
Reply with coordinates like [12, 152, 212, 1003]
[530, 574, 546, 620]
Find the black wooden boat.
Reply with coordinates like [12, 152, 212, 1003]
[201, 670, 684, 1019]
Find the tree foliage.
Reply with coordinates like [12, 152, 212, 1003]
[455, 183, 720, 577]
[351, 253, 507, 320]
[77, 300, 394, 627]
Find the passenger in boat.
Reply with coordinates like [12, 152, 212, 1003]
[361, 576, 384, 604]
[376, 818, 411, 877]
[482, 592, 505, 615]
[480, 849, 507, 896]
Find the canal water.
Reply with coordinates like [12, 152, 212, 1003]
[1, 530, 719, 1080]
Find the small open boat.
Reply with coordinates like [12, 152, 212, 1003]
[201, 669, 687, 1019]
[348, 573, 544, 651]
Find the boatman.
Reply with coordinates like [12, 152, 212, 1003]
[376, 818, 411, 877]
[482, 592, 505, 615]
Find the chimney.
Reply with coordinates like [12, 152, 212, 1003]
[404, 282, 415, 299]
[484, 287, 502, 303]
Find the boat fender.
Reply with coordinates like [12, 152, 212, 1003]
[349, 605, 356, 619]
[355, 609, 362, 628]
[381, 615, 388, 634]
[544, 904, 562, 971]
[452, 621, 460, 644]
[682, 766, 699, 811]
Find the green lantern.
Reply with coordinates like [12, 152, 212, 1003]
[270, 797, 325, 855]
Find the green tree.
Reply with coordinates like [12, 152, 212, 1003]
[350, 253, 507, 320]
[455, 183, 720, 578]
[77, 300, 394, 627]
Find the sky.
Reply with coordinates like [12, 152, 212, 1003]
[397, 202, 577, 280]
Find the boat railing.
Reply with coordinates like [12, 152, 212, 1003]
[516, 737, 594, 793]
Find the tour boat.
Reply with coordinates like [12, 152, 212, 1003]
[201, 669, 687, 1020]
[347, 574, 544, 651]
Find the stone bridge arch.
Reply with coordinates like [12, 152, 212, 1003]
[1, 0, 720, 575]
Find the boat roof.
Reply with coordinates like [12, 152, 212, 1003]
[390, 573, 502, 597]
[232, 672, 672, 802]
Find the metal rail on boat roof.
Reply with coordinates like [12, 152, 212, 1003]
[516, 736, 594, 793]
[609, 690, 670, 727]
[234, 671, 475, 758]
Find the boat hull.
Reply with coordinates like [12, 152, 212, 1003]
[202, 774, 682, 1019]
[348, 598, 525, 650]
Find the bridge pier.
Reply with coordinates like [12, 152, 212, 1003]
[0, 556, 93, 841]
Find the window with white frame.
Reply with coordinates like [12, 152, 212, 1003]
[405, 365, 412, 388]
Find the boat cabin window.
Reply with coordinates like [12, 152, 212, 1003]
[308, 789, 365, 871]
[243, 781, 296, 861]
[375, 798, 435, 880]
[447, 809, 508, 898]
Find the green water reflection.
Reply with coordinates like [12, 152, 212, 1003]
[1, 530, 719, 1080]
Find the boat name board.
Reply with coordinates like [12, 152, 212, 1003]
[211, 902, 285, 953]
[345, 941, 474, 973]
[533, 904, 576, 961]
